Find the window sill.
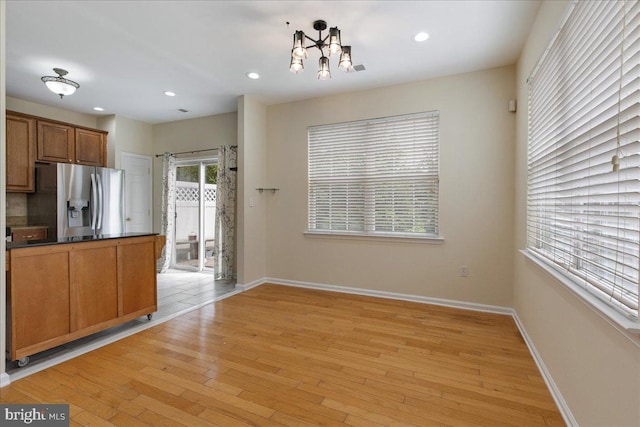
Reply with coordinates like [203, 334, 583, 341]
[521, 249, 640, 340]
[304, 230, 444, 244]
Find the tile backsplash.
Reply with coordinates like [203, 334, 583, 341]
[6, 193, 28, 226]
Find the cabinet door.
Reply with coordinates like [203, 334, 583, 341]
[10, 250, 70, 352]
[118, 239, 157, 316]
[75, 128, 106, 166]
[6, 115, 36, 192]
[70, 245, 118, 331]
[37, 120, 74, 163]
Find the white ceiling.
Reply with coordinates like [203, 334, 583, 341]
[6, 1, 541, 125]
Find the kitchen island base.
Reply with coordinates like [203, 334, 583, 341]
[6, 234, 162, 365]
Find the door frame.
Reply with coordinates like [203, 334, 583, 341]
[120, 152, 152, 233]
[172, 157, 218, 272]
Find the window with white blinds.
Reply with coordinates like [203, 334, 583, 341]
[527, 0, 640, 321]
[308, 112, 439, 238]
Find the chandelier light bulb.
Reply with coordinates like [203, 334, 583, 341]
[338, 46, 353, 72]
[290, 51, 304, 74]
[292, 30, 308, 59]
[328, 27, 342, 56]
[317, 56, 331, 80]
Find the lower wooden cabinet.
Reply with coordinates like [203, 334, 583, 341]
[119, 239, 157, 316]
[10, 250, 70, 351]
[70, 245, 118, 331]
[7, 235, 158, 362]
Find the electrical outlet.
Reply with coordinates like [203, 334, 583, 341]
[460, 266, 469, 277]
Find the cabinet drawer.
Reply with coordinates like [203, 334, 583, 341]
[12, 228, 48, 241]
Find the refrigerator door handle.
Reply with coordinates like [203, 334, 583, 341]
[97, 173, 104, 231]
[90, 173, 98, 231]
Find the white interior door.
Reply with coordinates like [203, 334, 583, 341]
[121, 152, 152, 233]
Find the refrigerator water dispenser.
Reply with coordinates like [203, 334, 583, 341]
[67, 198, 90, 228]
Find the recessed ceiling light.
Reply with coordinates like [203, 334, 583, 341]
[246, 72, 260, 80]
[414, 32, 429, 42]
[93, 107, 104, 112]
[164, 91, 176, 97]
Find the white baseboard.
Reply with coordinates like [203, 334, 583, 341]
[235, 278, 265, 292]
[0, 372, 10, 387]
[260, 277, 513, 315]
[241, 276, 575, 425]
[512, 311, 577, 426]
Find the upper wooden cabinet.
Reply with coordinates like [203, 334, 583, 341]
[37, 120, 107, 166]
[6, 114, 36, 192]
[6, 112, 108, 193]
[37, 120, 75, 163]
[75, 128, 106, 166]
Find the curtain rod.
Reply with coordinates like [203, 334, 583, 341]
[154, 148, 218, 158]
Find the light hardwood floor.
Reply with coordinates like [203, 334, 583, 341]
[1, 284, 565, 426]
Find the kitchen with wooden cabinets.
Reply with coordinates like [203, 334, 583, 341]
[5, 110, 109, 237]
[4, 111, 163, 368]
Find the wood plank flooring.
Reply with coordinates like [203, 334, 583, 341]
[1, 284, 565, 426]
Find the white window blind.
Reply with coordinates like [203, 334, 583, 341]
[527, 0, 640, 320]
[308, 111, 439, 237]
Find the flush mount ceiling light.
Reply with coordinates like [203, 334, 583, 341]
[289, 19, 353, 79]
[41, 68, 79, 98]
[246, 72, 260, 80]
[414, 32, 430, 42]
[164, 91, 176, 97]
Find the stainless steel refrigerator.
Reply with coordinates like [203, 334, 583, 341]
[28, 163, 126, 238]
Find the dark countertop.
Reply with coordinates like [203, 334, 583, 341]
[7, 232, 158, 250]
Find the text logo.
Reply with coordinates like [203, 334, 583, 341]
[1, 405, 69, 426]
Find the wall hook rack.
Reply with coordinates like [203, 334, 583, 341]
[256, 188, 279, 194]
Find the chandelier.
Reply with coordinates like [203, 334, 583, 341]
[41, 68, 80, 98]
[289, 20, 353, 80]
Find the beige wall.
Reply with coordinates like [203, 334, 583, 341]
[265, 65, 516, 307]
[6, 96, 98, 128]
[151, 112, 237, 232]
[110, 115, 153, 169]
[237, 96, 267, 285]
[514, 1, 640, 426]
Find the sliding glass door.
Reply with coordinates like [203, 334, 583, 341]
[172, 159, 218, 272]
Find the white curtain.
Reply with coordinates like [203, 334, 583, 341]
[158, 153, 176, 273]
[214, 145, 237, 280]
